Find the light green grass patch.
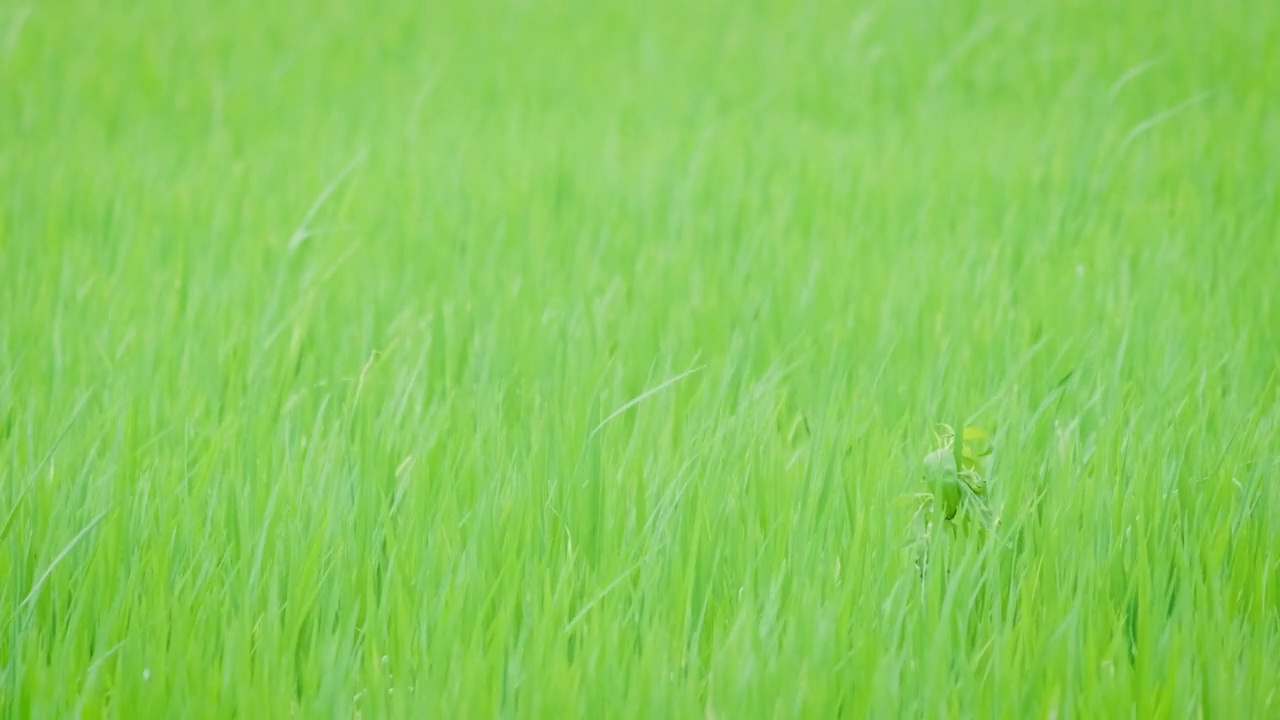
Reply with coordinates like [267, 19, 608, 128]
[2, 0, 1279, 716]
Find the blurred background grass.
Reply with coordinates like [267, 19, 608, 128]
[1, 0, 1278, 716]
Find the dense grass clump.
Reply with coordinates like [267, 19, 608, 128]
[2, 0, 1278, 716]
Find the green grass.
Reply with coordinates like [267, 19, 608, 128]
[3, 0, 1279, 716]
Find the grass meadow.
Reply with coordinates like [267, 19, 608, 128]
[2, 0, 1279, 716]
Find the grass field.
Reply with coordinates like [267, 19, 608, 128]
[3, 0, 1279, 716]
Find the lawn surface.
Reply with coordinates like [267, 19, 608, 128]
[2, 0, 1279, 716]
